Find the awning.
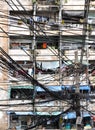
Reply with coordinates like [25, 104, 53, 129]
[36, 111, 61, 116]
[79, 85, 90, 91]
[10, 85, 33, 89]
[82, 111, 91, 117]
[15, 112, 33, 115]
[62, 10, 84, 19]
[62, 85, 90, 91]
[7, 111, 90, 117]
[73, 85, 90, 91]
[64, 112, 76, 119]
[36, 85, 90, 92]
[36, 85, 62, 92]
[7, 111, 34, 115]
[63, 111, 91, 119]
[51, 111, 61, 115]
[36, 112, 50, 115]
[7, 111, 61, 116]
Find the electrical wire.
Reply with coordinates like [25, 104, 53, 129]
[0, 2, 83, 119]
[1, 0, 90, 89]
[9, 0, 83, 62]
[0, 0, 77, 84]
[5, 0, 40, 37]
[0, 47, 70, 101]
[25, 107, 72, 130]
[0, 2, 94, 46]
[0, 1, 94, 127]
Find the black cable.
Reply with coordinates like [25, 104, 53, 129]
[11, 0, 78, 64]
[1, 0, 90, 86]
[20, 46, 88, 83]
[5, 0, 39, 37]
[0, 9, 94, 36]
[0, 0, 92, 111]
[0, 47, 70, 101]
[4, 0, 65, 64]
[1, 1, 94, 127]
[2, 0, 77, 84]
[0, 1, 87, 116]
[25, 107, 72, 130]
[81, 105, 95, 116]
[0, 0, 93, 63]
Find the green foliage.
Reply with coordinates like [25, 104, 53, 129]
[55, 0, 60, 5]
[65, 0, 68, 3]
[32, 0, 36, 4]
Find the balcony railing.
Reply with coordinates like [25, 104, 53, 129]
[38, 0, 59, 5]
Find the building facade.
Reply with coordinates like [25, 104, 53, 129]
[0, 0, 95, 129]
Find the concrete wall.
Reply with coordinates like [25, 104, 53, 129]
[0, 1, 9, 129]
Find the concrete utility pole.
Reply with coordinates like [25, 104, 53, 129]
[80, 0, 90, 63]
[75, 1, 90, 129]
[32, 0, 37, 129]
[59, 0, 62, 86]
[32, 0, 36, 78]
[74, 51, 82, 130]
[58, 1, 64, 129]
[59, 0, 63, 113]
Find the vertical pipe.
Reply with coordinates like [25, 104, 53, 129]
[58, 1, 63, 129]
[59, 0, 62, 111]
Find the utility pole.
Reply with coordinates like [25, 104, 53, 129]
[80, 0, 90, 63]
[59, 0, 62, 84]
[77, 1, 90, 129]
[74, 51, 82, 130]
[58, 1, 65, 130]
[32, 0, 36, 78]
[32, 0, 37, 129]
[59, 0, 63, 112]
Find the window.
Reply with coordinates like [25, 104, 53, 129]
[10, 42, 31, 50]
[37, 42, 47, 49]
[21, 121, 27, 129]
[37, 61, 59, 70]
[11, 114, 18, 121]
[10, 86, 34, 99]
[35, 61, 59, 74]
[36, 42, 58, 49]
[42, 42, 47, 49]
[10, 43, 20, 49]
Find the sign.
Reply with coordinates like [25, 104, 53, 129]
[76, 116, 82, 125]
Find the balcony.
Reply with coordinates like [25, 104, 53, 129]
[36, 49, 58, 61]
[9, 49, 31, 61]
[38, 0, 58, 5]
[37, 0, 59, 12]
